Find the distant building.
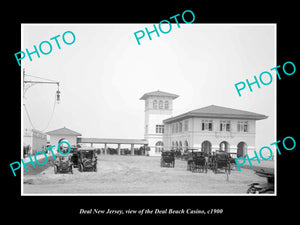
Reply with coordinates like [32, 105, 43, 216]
[23, 128, 47, 155]
[46, 127, 82, 148]
[140, 90, 179, 156]
[163, 105, 268, 158]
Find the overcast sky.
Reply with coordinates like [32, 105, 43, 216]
[22, 23, 276, 149]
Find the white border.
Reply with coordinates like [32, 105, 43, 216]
[21, 23, 277, 196]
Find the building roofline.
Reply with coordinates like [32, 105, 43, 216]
[163, 105, 268, 123]
[140, 90, 179, 100]
[46, 127, 82, 136]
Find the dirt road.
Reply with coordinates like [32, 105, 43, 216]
[23, 155, 271, 195]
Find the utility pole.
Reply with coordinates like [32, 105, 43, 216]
[23, 68, 61, 103]
[23, 68, 61, 131]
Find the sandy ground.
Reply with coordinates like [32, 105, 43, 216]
[22, 155, 274, 195]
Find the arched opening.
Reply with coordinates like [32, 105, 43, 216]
[184, 140, 189, 151]
[58, 138, 66, 144]
[201, 140, 212, 154]
[237, 142, 247, 157]
[155, 141, 164, 153]
[175, 141, 178, 150]
[179, 141, 182, 152]
[219, 141, 230, 152]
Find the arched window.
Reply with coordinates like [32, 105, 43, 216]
[201, 140, 212, 154]
[219, 141, 230, 152]
[58, 138, 66, 144]
[155, 141, 164, 153]
[165, 101, 169, 109]
[184, 140, 189, 151]
[237, 142, 247, 157]
[153, 100, 157, 109]
[159, 100, 163, 109]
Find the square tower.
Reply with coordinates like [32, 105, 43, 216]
[140, 90, 179, 156]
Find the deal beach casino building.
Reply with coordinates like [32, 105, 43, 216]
[140, 90, 268, 157]
[44, 90, 268, 158]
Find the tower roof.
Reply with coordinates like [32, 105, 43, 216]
[139, 90, 179, 100]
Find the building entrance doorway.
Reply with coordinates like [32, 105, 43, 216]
[220, 141, 230, 152]
[201, 141, 212, 154]
[237, 142, 247, 157]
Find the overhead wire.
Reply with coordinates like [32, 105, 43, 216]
[23, 103, 36, 130]
[24, 73, 58, 82]
[41, 92, 57, 132]
[23, 72, 59, 132]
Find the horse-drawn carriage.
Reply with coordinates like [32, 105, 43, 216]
[187, 150, 208, 173]
[160, 151, 175, 168]
[54, 155, 73, 174]
[78, 148, 98, 172]
[70, 146, 79, 168]
[210, 150, 231, 174]
[53, 139, 73, 174]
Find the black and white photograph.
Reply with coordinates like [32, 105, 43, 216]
[20, 23, 276, 195]
[4, 5, 298, 221]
